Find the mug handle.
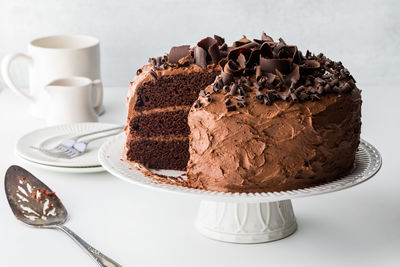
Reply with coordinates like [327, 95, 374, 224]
[91, 79, 103, 110]
[1, 53, 35, 102]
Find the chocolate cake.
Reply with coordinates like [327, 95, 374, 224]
[126, 37, 226, 170]
[126, 33, 361, 193]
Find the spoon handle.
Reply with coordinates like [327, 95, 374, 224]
[57, 225, 122, 267]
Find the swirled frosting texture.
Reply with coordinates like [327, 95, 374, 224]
[187, 89, 361, 193]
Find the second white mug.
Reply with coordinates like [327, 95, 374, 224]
[1, 35, 103, 118]
[44, 76, 102, 126]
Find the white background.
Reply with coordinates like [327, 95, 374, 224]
[0, 1, 399, 267]
[0, 0, 399, 88]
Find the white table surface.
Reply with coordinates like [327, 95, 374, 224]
[0, 85, 398, 267]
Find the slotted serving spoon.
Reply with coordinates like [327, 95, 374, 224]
[5, 165, 122, 267]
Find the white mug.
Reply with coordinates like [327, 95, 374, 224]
[1, 35, 103, 118]
[44, 76, 102, 126]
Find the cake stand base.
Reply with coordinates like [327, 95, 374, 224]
[195, 200, 297, 243]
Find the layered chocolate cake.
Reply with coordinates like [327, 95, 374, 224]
[126, 37, 226, 170]
[126, 33, 361, 193]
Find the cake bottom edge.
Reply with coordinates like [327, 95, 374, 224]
[126, 139, 189, 171]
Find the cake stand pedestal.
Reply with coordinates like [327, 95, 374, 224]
[196, 200, 296, 243]
[99, 135, 382, 244]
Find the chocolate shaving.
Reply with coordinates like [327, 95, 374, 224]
[221, 71, 233, 85]
[285, 65, 300, 87]
[237, 54, 247, 68]
[229, 83, 238, 95]
[255, 66, 262, 80]
[214, 35, 225, 46]
[278, 88, 291, 101]
[168, 45, 190, 64]
[260, 57, 292, 74]
[198, 37, 220, 64]
[194, 100, 202, 108]
[301, 60, 320, 69]
[232, 36, 251, 48]
[273, 38, 287, 56]
[278, 46, 297, 60]
[260, 42, 273, 58]
[228, 47, 251, 62]
[238, 86, 246, 96]
[261, 32, 274, 42]
[246, 49, 261, 67]
[224, 60, 242, 75]
[290, 93, 298, 102]
[194, 46, 207, 69]
[149, 69, 158, 80]
[226, 105, 237, 112]
[237, 101, 246, 108]
[219, 43, 228, 51]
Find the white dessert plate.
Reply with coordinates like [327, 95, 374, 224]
[17, 155, 105, 173]
[16, 122, 120, 168]
[99, 133, 382, 202]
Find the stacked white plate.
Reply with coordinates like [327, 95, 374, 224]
[16, 122, 121, 173]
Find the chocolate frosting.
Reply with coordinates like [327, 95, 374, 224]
[186, 33, 362, 193]
[187, 88, 361, 193]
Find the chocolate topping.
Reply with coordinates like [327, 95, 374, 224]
[168, 45, 190, 64]
[194, 46, 207, 70]
[214, 35, 225, 46]
[221, 71, 233, 85]
[261, 32, 274, 42]
[197, 37, 221, 64]
[260, 57, 292, 74]
[190, 33, 358, 108]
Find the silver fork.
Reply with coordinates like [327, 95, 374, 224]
[58, 132, 120, 159]
[31, 126, 123, 159]
[41, 126, 123, 153]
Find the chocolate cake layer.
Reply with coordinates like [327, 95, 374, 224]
[126, 139, 189, 170]
[129, 109, 189, 137]
[134, 71, 219, 111]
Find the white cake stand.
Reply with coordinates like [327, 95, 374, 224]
[98, 134, 382, 244]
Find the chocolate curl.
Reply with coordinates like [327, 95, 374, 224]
[235, 42, 258, 50]
[221, 71, 233, 85]
[214, 35, 225, 46]
[285, 64, 300, 87]
[260, 42, 273, 58]
[278, 45, 297, 60]
[255, 66, 262, 80]
[261, 32, 274, 42]
[228, 47, 251, 61]
[224, 59, 242, 75]
[273, 38, 287, 56]
[277, 87, 291, 101]
[232, 36, 252, 48]
[198, 37, 221, 64]
[219, 43, 228, 51]
[218, 58, 228, 69]
[275, 69, 285, 85]
[246, 49, 260, 67]
[208, 42, 221, 64]
[266, 73, 277, 84]
[260, 56, 292, 74]
[237, 54, 247, 68]
[300, 60, 320, 69]
[194, 46, 207, 70]
[168, 45, 190, 64]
